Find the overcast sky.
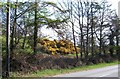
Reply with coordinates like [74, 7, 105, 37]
[2, 0, 119, 15]
[109, 0, 120, 14]
[44, 0, 120, 14]
[2, 0, 120, 13]
[2, 0, 120, 40]
[41, 0, 120, 40]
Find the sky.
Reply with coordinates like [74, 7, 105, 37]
[108, 0, 120, 14]
[2, 0, 120, 40]
[24, 0, 120, 39]
[2, 0, 120, 13]
[41, 0, 120, 40]
[45, 0, 120, 14]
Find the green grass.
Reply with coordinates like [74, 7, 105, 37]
[11, 61, 119, 77]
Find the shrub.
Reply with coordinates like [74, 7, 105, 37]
[37, 38, 80, 55]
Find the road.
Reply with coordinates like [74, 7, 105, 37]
[54, 65, 120, 77]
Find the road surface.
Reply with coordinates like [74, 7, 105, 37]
[54, 65, 120, 77]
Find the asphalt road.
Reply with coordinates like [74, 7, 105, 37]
[54, 65, 120, 77]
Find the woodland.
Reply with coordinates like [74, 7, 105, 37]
[1, 0, 120, 77]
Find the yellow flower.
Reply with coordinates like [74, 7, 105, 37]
[52, 52, 55, 55]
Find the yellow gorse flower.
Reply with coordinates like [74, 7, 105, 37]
[37, 38, 80, 55]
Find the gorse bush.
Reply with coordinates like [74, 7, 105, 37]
[37, 38, 80, 55]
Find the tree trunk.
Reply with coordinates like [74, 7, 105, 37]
[10, 1, 17, 52]
[109, 34, 114, 57]
[90, 2, 94, 58]
[5, 0, 10, 77]
[71, 2, 78, 59]
[72, 22, 79, 59]
[34, 1, 38, 54]
[78, 2, 84, 59]
[86, 9, 89, 60]
[22, 28, 27, 49]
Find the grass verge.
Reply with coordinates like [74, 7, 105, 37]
[11, 61, 119, 77]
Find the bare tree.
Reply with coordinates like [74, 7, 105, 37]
[70, 2, 79, 59]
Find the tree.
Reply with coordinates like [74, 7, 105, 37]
[108, 15, 120, 56]
[5, 0, 10, 78]
[10, 0, 18, 53]
[84, 1, 91, 60]
[94, 0, 114, 55]
[34, 0, 38, 54]
[70, 2, 79, 59]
